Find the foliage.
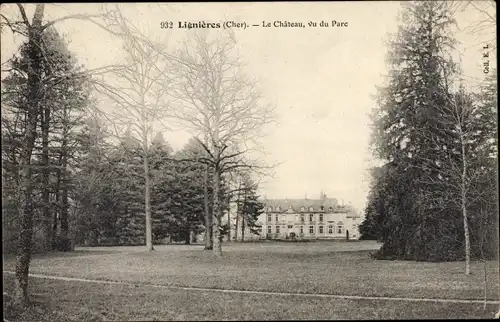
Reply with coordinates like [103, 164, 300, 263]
[152, 137, 206, 244]
[1, 26, 90, 253]
[68, 132, 220, 247]
[239, 183, 265, 236]
[367, 1, 497, 262]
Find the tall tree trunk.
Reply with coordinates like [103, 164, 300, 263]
[15, 3, 45, 306]
[235, 213, 239, 241]
[202, 123, 213, 250]
[241, 187, 247, 241]
[235, 181, 241, 241]
[60, 175, 69, 251]
[58, 105, 71, 252]
[227, 204, 231, 242]
[461, 134, 471, 275]
[41, 105, 52, 252]
[212, 151, 222, 256]
[234, 195, 240, 241]
[53, 168, 61, 248]
[462, 199, 471, 275]
[204, 161, 213, 250]
[59, 148, 70, 251]
[241, 216, 246, 242]
[139, 77, 154, 251]
[144, 153, 154, 251]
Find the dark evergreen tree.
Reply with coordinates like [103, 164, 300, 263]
[370, 1, 459, 261]
[241, 191, 265, 236]
[359, 166, 389, 241]
[112, 129, 147, 245]
[370, 2, 497, 267]
[73, 115, 119, 246]
[235, 174, 264, 240]
[160, 138, 210, 244]
[149, 132, 175, 242]
[1, 26, 90, 253]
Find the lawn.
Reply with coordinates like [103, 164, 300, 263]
[3, 240, 500, 320]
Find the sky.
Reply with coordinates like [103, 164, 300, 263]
[1, 2, 496, 214]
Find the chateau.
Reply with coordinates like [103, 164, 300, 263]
[229, 193, 362, 241]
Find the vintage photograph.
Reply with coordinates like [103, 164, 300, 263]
[1, 1, 498, 320]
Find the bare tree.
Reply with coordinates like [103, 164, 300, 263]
[203, 146, 213, 250]
[448, 0, 496, 50]
[92, 7, 171, 252]
[169, 31, 274, 256]
[417, 89, 496, 275]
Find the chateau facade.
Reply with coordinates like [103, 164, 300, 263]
[230, 193, 362, 241]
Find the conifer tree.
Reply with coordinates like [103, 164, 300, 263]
[370, 1, 458, 261]
[235, 174, 264, 240]
[2, 25, 90, 253]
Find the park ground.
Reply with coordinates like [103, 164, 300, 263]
[3, 240, 500, 320]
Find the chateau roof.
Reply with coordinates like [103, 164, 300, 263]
[264, 198, 354, 213]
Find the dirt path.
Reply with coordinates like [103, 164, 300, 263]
[4, 271, 499, 305]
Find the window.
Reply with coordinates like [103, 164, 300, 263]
[268, 207, 273, 212]
[309, 226, 314, 234]
[309, 206, 314, 211]
[275, 214, 279, 222]
[300, 214, 305, 223]
[329, 207, 333, 212]
[319, 226, 324, 234]
[267, 226, 272, 234]
[309, 214, 314, 222]
[320, 206, 324, 211]
[288, 225, 293, 229]
[267, 214, 272, 222]
[276, 206, 281, 212]
[328, 225, 333, 234]
[337, 221, 344, 234]
[300, 226, 304, 234]
[319, 214, 324, 223]
[276, 225, 280, 234]
[300, 206, 305, 212]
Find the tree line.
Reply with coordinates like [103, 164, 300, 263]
[359, 1, 498, 275]
[1, 4, 271, 306]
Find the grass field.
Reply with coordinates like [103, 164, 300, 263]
[3, 240, 500, 320]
